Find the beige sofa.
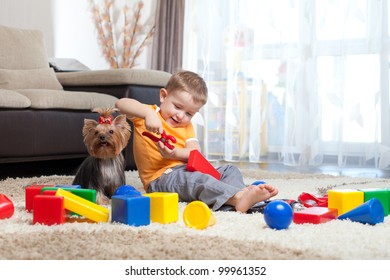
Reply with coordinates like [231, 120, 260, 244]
[0, 24, 171, 171]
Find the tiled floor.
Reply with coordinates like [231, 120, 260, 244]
[1, 158, 390, 180]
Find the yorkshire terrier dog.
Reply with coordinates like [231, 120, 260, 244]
[73, 107, 131, 204]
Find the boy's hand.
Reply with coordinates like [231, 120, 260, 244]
[144, 110, 163, 134]
[157, 141, 176, 159]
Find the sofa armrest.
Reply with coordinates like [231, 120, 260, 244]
[56, 68, 171, 88]
[63, 84, 163, 103]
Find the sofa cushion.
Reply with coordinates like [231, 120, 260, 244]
[0, 68, 63, 90]
[0, 89, 31, 108]
[16, 89, 118, 110]
[0, 25, 49, 69]
[56, 69, 171, 87]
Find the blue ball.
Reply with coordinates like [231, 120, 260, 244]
[263, 200, 293, 230]
[251, 180, 266, 186]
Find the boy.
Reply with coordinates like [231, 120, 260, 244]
[115, 70, 278, 212]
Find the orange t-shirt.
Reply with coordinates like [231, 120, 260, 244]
[131, 105, 197, 190]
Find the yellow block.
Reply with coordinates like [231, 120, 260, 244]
[328, 189, 364, 216]
[183, 201, 216, 230]
[55, 188, 109, 223]
[143, 192, 178, 224]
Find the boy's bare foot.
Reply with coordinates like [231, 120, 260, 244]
[229, 184, 278, 213]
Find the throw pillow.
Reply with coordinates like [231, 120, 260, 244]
[0, 25, 49, 69]
[16, 89, 118, 110]
[0, 68, 63, 90]
[0, 89, 31, 108]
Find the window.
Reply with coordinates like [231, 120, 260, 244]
[184, 0, 390, 168]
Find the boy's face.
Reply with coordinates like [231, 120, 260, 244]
[159, 88, 203, 128]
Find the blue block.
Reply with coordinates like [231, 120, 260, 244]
[114, 185, 141, 197]
[111, 195, 150, 226]
[55, 185, 82, 189]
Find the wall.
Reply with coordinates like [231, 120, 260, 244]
[0, 0, 155, 70]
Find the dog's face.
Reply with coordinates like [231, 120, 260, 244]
[83, 114, 131, 159]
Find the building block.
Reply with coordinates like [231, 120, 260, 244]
[0, 194, 14, 219]
[293, 207, 338, 224]
[25, 184, 55, 212]
[111, 195, 150, 226]
[32, 195, 66, 225]
[42, 186, 84, 193]
[328, 189, 364, 216]
[114, 185, 141, 197]
[358, 188, 390, 216]
[42, 187, 96, 203]
[43, 186, 96, 202]
[42, 190, 72, 216]
[143, 192, 179, 224]
[42, 190, 58, 196]
[69, 189, 96, 203]
[43, 188, 97, 216]
[183, 201, 216, 230]
[186, 150, 221, 180]
[338, 198, 384, 225]
[55, 188, 109, 223]
[55, 185, 82, 189]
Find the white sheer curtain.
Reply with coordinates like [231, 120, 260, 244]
[183, 0, 390, 169]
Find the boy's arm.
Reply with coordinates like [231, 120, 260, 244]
[115, 98, 163, 134]
[158, 139, 200, 163]
[117, 97, 199, 162]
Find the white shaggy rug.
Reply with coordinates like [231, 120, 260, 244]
[1, 169, 390, 260]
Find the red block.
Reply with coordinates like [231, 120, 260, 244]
[42, 190, 57, 196]
[25, 184, 55, 212]
[0, 194, 14, 219]
[293, 207, 338, 224]
[186, 150, 221, 180]
[42, 190, 72, 216]
[33, 195, 66, 225]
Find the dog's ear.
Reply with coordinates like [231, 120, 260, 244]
[113, 114, 131, 131]
[113, 114, 131, 142]
[82, 119, 98, 137]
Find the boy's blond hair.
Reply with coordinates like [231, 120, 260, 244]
[165, 70, 208, 105]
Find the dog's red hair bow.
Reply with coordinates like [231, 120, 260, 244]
[98, 116, 113, 124]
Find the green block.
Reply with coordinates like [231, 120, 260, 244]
[68, 189, 96, 203]
[67, 189, 96, 216]
[41, 187, 96, 203]
[41, 188, 96, 217]
[41, 186, 80, 193]
[358, 188, 390, 216]
[41, 187, 68, 193]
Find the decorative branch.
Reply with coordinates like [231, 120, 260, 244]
[129, 25, 155, 68]
[91, 0, 118, 68]
[90, 0, 155, 69]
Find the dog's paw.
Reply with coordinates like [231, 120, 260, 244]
[96, 192, 110, 205]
